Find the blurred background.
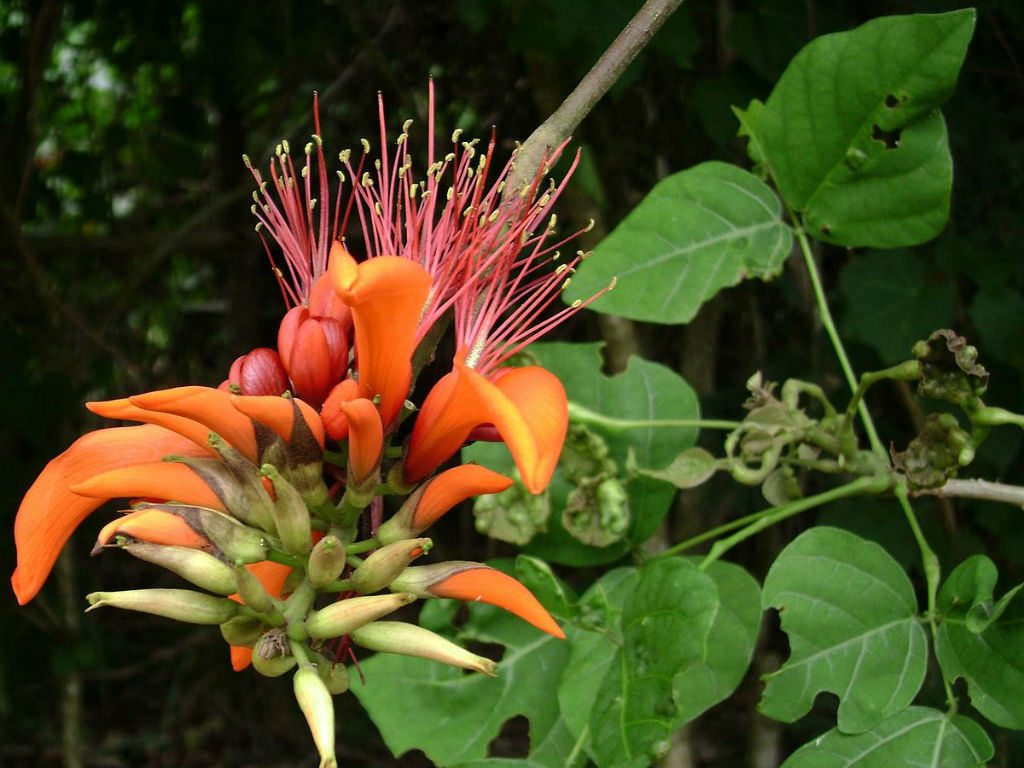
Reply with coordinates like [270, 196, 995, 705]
[2, 0, 1023, 765]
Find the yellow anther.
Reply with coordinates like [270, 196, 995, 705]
[446, 187, 454, 201]
[375, 202, 382, 215]
[397, 133, 407, 146]
[337, 170, 345, 183]
[254, 222, 263, 232]
[304, 142, 313, 155]
[451, 128, 463, 143]
[360, 138, 371, 154]
[309, 198, 317, 211]
[275, 143, 283, 157]
[361, 172, 373, 187]
[562, 278, 573, 290]
[402, 118, 414, 133]
[339, 149, 351, 163]
[252, 190, 259, 202]
[570, 298, 582, 307]
[301, 166, 308, 178]
[282, 139, 290, 154]
[555, 264, 568, 275]
[242, 154, 252, 169]
[584, 218, 595, 232]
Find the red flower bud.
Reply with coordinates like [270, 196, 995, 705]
[277, 306, 350, 408]
[225, 347, 290, 396]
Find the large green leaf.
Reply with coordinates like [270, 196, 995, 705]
[587, 559, 719, 768]
[352, 595, 573, 767]
[760, 526, 927, 733]
[563, 162, 792, 323]
[839, 250, 955, 364]
[781, 707, 992, 768]
[736, 10, 975, 247]
[936, 556, 1024, 729]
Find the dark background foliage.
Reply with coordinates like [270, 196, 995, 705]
[2, 0, 1022, 765]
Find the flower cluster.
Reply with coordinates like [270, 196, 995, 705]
[12, 85, 606, 767]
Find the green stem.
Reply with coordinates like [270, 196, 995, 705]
[894, 482, 955, 711]
[698, 475, 891, 568]
[568, 401, 741, 431]
[795, 225, 885, 458]
[841, 361, 920, 438]
[266, 550, 304, 569]
[344, 538, 380, 555]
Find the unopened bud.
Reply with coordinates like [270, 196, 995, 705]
[251, 630, 297, 677]
[350, 539, 431, 594]
[233, 565, 277, 616]
[261, 464, 312, 556]
[351, 621, 497, 676]
[86, 588, 239, 625]
[120, 541, 237, 595]
[305, 593, 416, 639]
[307, 535, 347, 589]
[293, 664, 338, 768]
[171, 446, 276, 533]
[189, 508, 268, 563]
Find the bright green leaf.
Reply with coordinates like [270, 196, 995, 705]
[760, 526, 927, 733]
[738, 10, 976, 247]
[781, 707, 992, 768]
[936, 556, 1024, 729]
[563, 162, 792, 323]
[352, 597, 572, 766]
[635, 446, 719, 489]
[588, 559, 719, 767]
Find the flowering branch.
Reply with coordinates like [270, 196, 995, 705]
[912, 478, 1024, 508]
[507, 0, 688, 193]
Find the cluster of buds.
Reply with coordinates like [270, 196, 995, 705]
[12, 84, 609, 767]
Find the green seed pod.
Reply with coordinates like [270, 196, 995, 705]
[305, 593, 416, 639]
[293, 664, 337, 768]
[307, 535, 347, 589]
[85, 588, 238, 625]
[262, 464, 312, 556]
[233, 565, 276, 615]
[351, 621, 497, 676]
[193, 508, 268, 563]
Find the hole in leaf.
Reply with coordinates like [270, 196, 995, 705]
[819, 224, 831, 236]
[871, 124, 901, 150]
[885, 93, 899, 108]
[487, 715, 530, 758]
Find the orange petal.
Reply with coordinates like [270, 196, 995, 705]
[230, 645, 254, 672]
[86, 398, 219, 458]
[329, 245, 431, 427]
[71, 462, 224, 511]
[129, 386, 258, 462]
[12, 424, 206, 605]
[231, 395, 326, 448]
[228, 560, 293, 604]
[96, 509, 209, 550]
[414, 465, 512, 529]
[319, 378, 366, 441]
[432, 567, 564, 639]
[405, 363, 566, 494]
[339, 398, 383, 485]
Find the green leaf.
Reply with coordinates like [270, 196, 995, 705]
[936, 556, 1024, 729]
[635, 446, 718, 489]
[760, 526, 927, 733]
[564, 162, 792, 323]
[352, 597, 572, 766]
[781, 707, 992, 768]
[839, 250, 955, 364]
[739, 10, 976, 247]
[587, 559, 720, 767]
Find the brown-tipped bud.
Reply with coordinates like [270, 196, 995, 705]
[220, 615, 263, 646]
[390, 562, 564, 639]
[199, 434, 277, 532]
[377, 465, 512, 544]
[120, 541, 237, 595]
[307, 535, 347, 589]
[293, 664, 338, 768]
[233, 565, 276, 615]
[187, 508, 268, 563]
[351, 621, 498, 677]
[350, 539, 431, 594]
[85, 588, 239, 625]
[304, 593, 416, 639]
[251, 630, 297, 677]
[226, 347, 290, 396]
[261, 464, 312, 555]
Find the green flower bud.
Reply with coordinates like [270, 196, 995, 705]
[350, 539, 431, 594]
[119, 541, 238, 595]
[220, 615, 263, 646]
[233, 565, 277, 616]
[189, 508, 268, 563]
[251, 630, 297, 677]
[305, 593, 416, 639]
[261, 464, 312, 556]
[293, 664, 337, 768]
[307, 535, 347, 589]
[85, 588, 238, 625]
[351, 621, 497, 676]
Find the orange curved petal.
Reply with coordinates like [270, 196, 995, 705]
[319, 378, 365, 441]
[227, 560, 293, 605]
[432, 567, 564, 639]
[339, 398, 383, 485]
[329, 245, 431, 427]
[231, 395, 326, 448]
[71, 462, 224, 511]
[12, 424, 205, 605]
[405, 363, 566, 494]
[414, 465, 512, 530]
[129, 386, 258, 462]
[230, 645, 254, 672]
[96, 509, 209, 550]
[86, 398, 219, 458]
